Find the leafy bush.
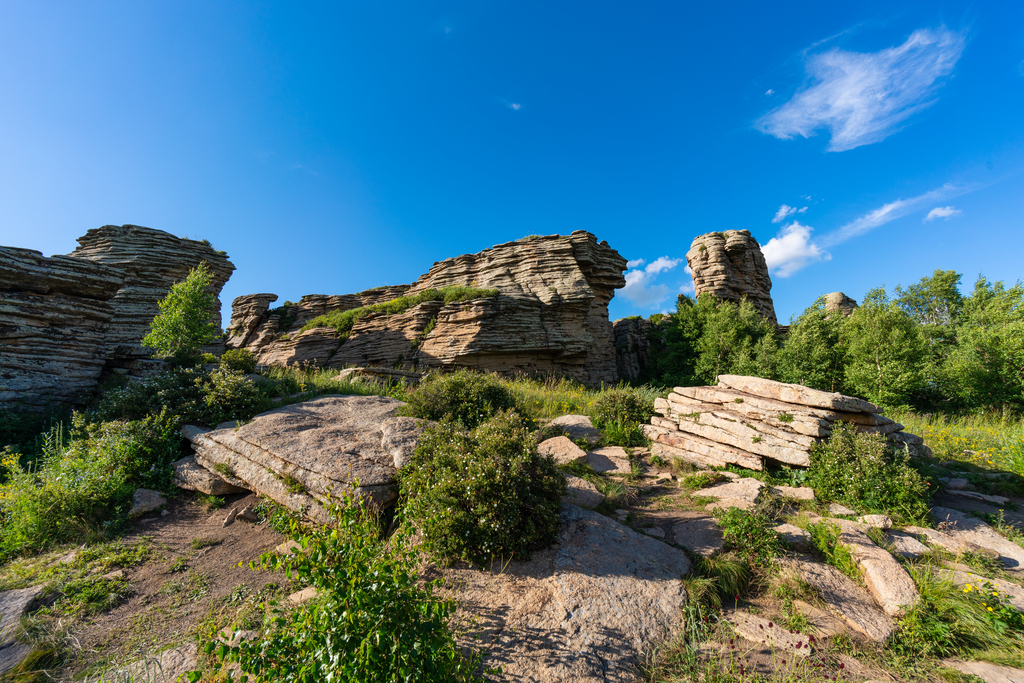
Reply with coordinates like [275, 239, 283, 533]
[807, 522, 860, 582]
[399, 410, 565, 565]
[589, 388, 655, 446]
[220, 348, 257, 374]
[205, 496, 491, 682]
[806, 422, 930, 524]
[142, 262, 218, 365]
[716, 507, 784, 567]
[0, 414, 181, 557]
[402, 369, 522, 429]
[90, 366, 265, 427]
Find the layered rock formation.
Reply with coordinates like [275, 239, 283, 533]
[0, 246, 125, 409]
[686, 230, 777, 324]
[181, 396, 427, 521]
[643, 375, 930, 471]
[612, 317, 652, 381]
[70, 225, 235, 351]
[824, 292, 859, 317]
[227, 232, 627, 386]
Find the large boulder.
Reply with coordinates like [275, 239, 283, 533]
[447, 504, 690, 682]
[182, 396, 427, 522]
[686, 230, 777, 325]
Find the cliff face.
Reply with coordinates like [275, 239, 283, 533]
[686, 230, 777, 325]
[0, 246, 125, 409]
[227, 231, 628, 386]
[69, 225, 235, 351]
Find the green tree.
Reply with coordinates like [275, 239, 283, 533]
[142, 262, 217, 364]
[778, 297, 848, 393]
[841, 288, 927, 409]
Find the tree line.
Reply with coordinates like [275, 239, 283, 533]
[640, 269, 1024, 414]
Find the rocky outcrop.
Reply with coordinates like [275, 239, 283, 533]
[69, 224, 235, 351]
[181, 396, 428, 521]
[613, 317, 652, 381]
[686, 230, 777, 325]
[824, 292, 858, 316]
[643, 375, 930, 471]
[228, 232, 627, 386]
[0, 246, 125, 409]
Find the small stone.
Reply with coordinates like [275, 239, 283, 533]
[223, 507, 239, 528]
[288, 587, 318, 605]
[237, 505, 259, 522]
[538, 436, 589, 465]
[100, 569, 124, 581]
[129, 489, 167, 517]
[613, 509, 630, 521]
[828, 503, 856, 516]
[857, 515, 893, 529]
[944, 478, 970, 490]
[218, 627, 259, 647]
[588, 448, 632, 475]
[160, 509, 171, 517]
[775, 523, 812, 551]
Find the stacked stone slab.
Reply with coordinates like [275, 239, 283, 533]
[643, 375, 929, 471]
[686, 230, 777, 325]
[227, 232, 627, 387]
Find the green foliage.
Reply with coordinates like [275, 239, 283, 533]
[807, 522, 861, 582]
[142, 262, 218, 364]
[806, 422, 931, 524]
[0, 415, 181, 557]
[715, 507, 784, 567]
[589, 388, 655, 446]
[399, 410, 565, 565]
[778, 298, 848, 392]
[220, 348, 257, 374]
[204, 496, 491, 682]
[300, 286, 499, 336]
[402, 369, 522, 429]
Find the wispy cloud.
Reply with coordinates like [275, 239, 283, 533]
[757, 26, 966, 151]
[820, 183, 968, 246]
[762, 222, 831, 277]
[621, 257, 684, 309]
[503, 101, 522, 111]
[772, 204, 808, 223]
[924, 205, 962, 221]
[626, 258, 645, 268]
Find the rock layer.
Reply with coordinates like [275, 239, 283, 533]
[227, 232, 627, 387]
[644, 375, 930, 470]
[686, 230, 777, 324]
[613, 317, 653, 381]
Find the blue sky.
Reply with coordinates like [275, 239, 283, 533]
[1, 1, 1022, 323]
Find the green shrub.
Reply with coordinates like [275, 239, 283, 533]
[716, 507, 784, 567]
[402, 369, 522, 429]
[399, 410, 565, 565]
[0, 414, 181, 557]
[205, 495, 491, 682]
[589, 388, 655, 447]
[806, 422, 931, 524]
[807, 522, 861, 582]
[142, 262, 218, 365]
[221, 348, 258, 374]
[200, 366, 265, 426]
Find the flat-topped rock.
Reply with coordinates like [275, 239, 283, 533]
[668, 512, 726, 556]
[587, 447, 631, 475]
[716, 375, 881, 414]
[832, 519, 918, 616]
[701, 478, 765, 504]
[538, 436, 588, 465]
[772, 486, 815, 501]
[564, 475, 604, 510]
[172, 455, 246, 496]
[884, 531, 930, 560]
[942, 659, 1024, 683]
[183, 395, 428, 521]
[447, 504, 690, 682]
[776, 523, 813, 551]
[549, 414, 602, 445]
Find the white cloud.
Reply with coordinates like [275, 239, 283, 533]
[626, 258, 645, 268]
[766, 89, 775, 96]
[772, 204, 808, 223]
[620, 256, 684, 309]
[762, 222, 831, 277]
[821, 183, 968, 246]
[924, 205, 962, 221]
[504, 101, 522, 111]
[757, 27, 965, 151]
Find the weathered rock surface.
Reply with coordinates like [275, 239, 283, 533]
[538, 436, 588, 465]
[69, 225, 235, 351]
[90, 643, 198, 683]
[0, 586, 43, 676]
[884, 531, 930, 560]
[228, 232, 627, 387]
[942, 659, 1024, 683]
[833, 519, 919, 616]
[784, 557, 894, 642]
[686, 230, 777, 325]
[613, 317, 653, 381]
[728, 612, 813, 656]
[931, 507, 1024, 569]
[646, 375, 929, 471]
[564, 475, 605, 509]
[548, 414, 601, 445]
[776, 523, 813, 551]
[447, 504, 690, 683]
[182, 396, 427, 522]
[824, 292, 858, 317]
[669, 512, 726, 556]
[172, 456, 246, 496]
[587, 446, 632, 474]
[129, 489, 167, 517]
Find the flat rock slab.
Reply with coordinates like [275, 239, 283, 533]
[771, 486, 815, 501]
[701, 478, 764, 503]
[0, 586, 42, 676]
[833, 519, 918, 616]
[89, 643, 198, 683]
[828, 503, 857, 516]
[792, 599, 848, 637]
[667, 512, 725, 556]
[172, 455, 246, 496]
[564, 475, 604, 510]
[587, 447, 631, 475]
[548, 414, 601, 445]
[776, 523, 812, 552]
[904, 525, 980, 556]
[932, 506, 1024, 569]
[942, 659, 1024, 683]
[706, 497, 755, 512]
[940, 565, 1024, 612]
[784, 557, 894, 642]
[716, 375, 881, 414]
[728, 612, 813, 657]
[447, 504, 690, 683]
[538, 436, 588, 465]
[884, 531, 930, 560]
[183, 396, 427, 520]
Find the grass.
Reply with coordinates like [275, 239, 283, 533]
[894, 409, 1024, 474]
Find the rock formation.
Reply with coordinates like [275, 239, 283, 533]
[0, 246, 125, 409]
[824, 292, 858, 316]
[643, 375, 930, 471]
[1, 225, 235, 411]
[227, 232, 627, 387]
[69, 225, 235, 351]
[612, 317, 652, 381]
[686, 230, 777, 325]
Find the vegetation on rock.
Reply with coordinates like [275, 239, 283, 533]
[402, 368, 522, 429]
[142, 262, 219, 365]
